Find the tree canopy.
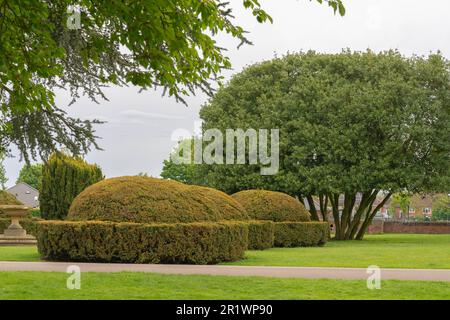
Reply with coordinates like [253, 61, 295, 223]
[195, 50, 450, 239]
[431, 194, 450, 221]
[161, 138, 205, 185]
[0, 154, 7, 189]
[16, 163, 44, 190]
[0, 0, 344, 162]
[389, 192, 412, 218]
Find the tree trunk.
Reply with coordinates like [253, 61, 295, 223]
[329, 193, 342, 239]
[313, 191, 392, 241]
[339, 193, 356, 237]
[297, 195, 305, 206]
[347, 190, 378, 239]
[306, 194, 319, 221]
[355, 192, 392, 240]
[319, 193, 329, 222]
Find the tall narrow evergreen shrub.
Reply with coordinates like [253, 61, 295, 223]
[40, 152, 103, 219]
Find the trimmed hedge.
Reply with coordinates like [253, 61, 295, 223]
[0, 217, 41, 236]
[274, 222, 329, 247]
[232, 190, 310, 222]
[68, 176, 248, 223]
[37, 220, 248, 264]
[246, 220, 274, 250]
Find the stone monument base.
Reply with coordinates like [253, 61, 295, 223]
[0, 234, 37, 245]
[3, 224, 27, 237]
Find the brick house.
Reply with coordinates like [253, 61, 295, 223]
[389, 194, 445, 220]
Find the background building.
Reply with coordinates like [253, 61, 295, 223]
[7, 182, 39, 208]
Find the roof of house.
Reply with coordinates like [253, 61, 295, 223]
[6, 182, 39, 208]
[410, 194, 436, 209]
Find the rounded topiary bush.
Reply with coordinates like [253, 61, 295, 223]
[39, 177, 251, 264]
[0, 190, 22, 205]
[67, 176, 248, 223]
[231, 190, 310, 222]
[39, 177, 252, 264]
[0, 190, 22, 215]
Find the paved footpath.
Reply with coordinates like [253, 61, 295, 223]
[1, 261, 450, 281]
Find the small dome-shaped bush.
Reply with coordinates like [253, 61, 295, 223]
[67, 176, 248, 223]
[0, 190, 23, 215]
[0, 190, 22, 205]
[231, 190, 310, 222]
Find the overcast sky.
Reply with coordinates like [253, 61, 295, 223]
[4, 0, 450, 186]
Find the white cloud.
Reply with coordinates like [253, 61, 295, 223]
[120, 109, 185, 120]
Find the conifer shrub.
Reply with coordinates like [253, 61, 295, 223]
[0, 190, 22, 205]
[0, 190, 22, 215]
[232, 190, 329, 247]
[67, 176, 248, 223]
[274, 222, 329, 247]
[246, 220, 274, 250]
[40, 152, 104, 220]
[38, 176, 251, 264]
[37, 220, 248, 264]
[231, 190, 310, 222]
[38, 179, 328, 263]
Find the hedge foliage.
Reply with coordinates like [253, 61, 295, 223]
[40, 152, 104, 220]
[232, 190, 310, 222]
[0, 190, 22, 205]
[0, 190, 22, 215]
[246, 220, 274, 250]
[68, 176, 248, 223]
[274, 222, 329, 247]
[37, 220, 248, 264]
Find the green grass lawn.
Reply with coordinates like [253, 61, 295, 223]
[0, 234, 449, 269]
[0, 235, 449, 300]
[226, 234, 450, 269]
[0, 246, 41, 262]
[0, 271, 448, 300]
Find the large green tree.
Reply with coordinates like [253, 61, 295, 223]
[0, 0, 344, 162]
[16, 163, 44, 190]
[197, 50, 450, 240]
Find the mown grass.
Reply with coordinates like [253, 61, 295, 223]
[1, 234, 449, 269]
[0, 272, 449, 300]
[226, 234, 450, 269]
[0, 246, 41, 262]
